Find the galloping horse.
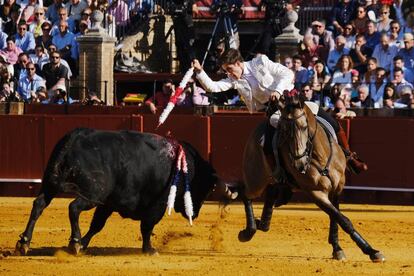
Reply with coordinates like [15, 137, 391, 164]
[237, 91, 385, 262]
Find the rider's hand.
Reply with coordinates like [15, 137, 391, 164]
[192, 59, 203, 74]
[270, 92, 280, 102]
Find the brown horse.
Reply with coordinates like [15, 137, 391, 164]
[237, 92, 385, 262]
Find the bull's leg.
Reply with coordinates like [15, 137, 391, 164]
[238, 193, 257, 242]
[15, 192, 55, 255]
[140, 221, 157, 255]
[255, 185, 278, 232]
[68, 197, 95, 255]
[328, 194, 346, 260]
[81, 205, 113, 250]
[309, 190, 385, 262]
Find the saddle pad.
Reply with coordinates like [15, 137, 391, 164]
[316, 116, 338, 143]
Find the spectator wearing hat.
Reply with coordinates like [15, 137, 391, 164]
[145, 79, 175, 114]
[41, 50, 68, 92]
[327, 35, 350, 71]
[15, 21, 36, 53]
[51, 83, 73, 104]
[305, 19, 335, 54]
[398, 33, 414, 72]
[17, 61, 45, 102]
[0, 36, 23, 65]
[29, 7, 48, 38]
[35, 21, 54, 50]
[372, 33, 398, 69]
[364, 20, 381, 52]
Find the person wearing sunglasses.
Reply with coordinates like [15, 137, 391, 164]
[41, 51, 69, 92]
[29, 7, 47, 38]
[15, 21, 36, 53]
[305, 19, 335, 54]
[17, 61, 46, 102]
[66, 0, 89, 22]
[331, 0, 358, 36]
[45, 0, 66, 25]
[376, 4, 393, 32]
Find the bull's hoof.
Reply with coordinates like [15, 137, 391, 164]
[14, 241, 30, 256]
[370, 251, 385, 263]
[68, 242, 82, 255]
[332, 250, 346, 261]
[143, 247, 158, 256]
[238, 228, 256, 242]
[255, 219, 270, 232]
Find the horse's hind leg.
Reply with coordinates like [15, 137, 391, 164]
[329, 194, 346, 260]
[68, 197, 95, 254]
[238, 193, 257, 242]
[309, 191, 385, 262]
[81, 205, 113, 250]
[15, 191, 56, 255]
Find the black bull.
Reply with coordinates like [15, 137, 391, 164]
[15, 128, 222, 255]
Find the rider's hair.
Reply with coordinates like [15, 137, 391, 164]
[218, 48, 244, 67]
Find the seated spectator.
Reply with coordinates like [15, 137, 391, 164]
[17, 62, 46, 102]
[44, 44, 73, 78]
[305, 19, 334, 57]
[0, 57, 14, 87]
[300, 83, 320, 105]
[50, 83, 73, 104]
[376, 4, 393, 32]
[52, 20, 76, 71]
[331, 54, 353, 86]
[79, 7, 92, 28]
[365, 0, 381, 19]
[383, 83, 397, 108]
[351, 84, 374, 108]
[298, 33, 325, 68]
[14, 52, 30, 80]
[327, 35, 349, 72]
[330, 0, 358, 36]
[83, 91, 104, 105]
[0, 82, 13, 102]
[0, 36, 23, 65]
[342, 23, 356, 49]
[333, 98, 356, 119]
[46, 0, 66, 25]
[392, 67, 414, 95]
[398, 33, 414, 74]
[352, 5, 369, 34]
[369, 67, 387, 107]
[388, 20, 403, 48]
[393, 0, 413, 34]
[349, 34, 372, 74]
[394, 85, 413, 108]
[283, 57, 293, 70]
[323, 83, 341, 109]
[41, 50, 69, 92]
[31, 86, 49, 104]
[29, 7, 47, 38]
[3, 9, 20, 37]
[363, 57, 378, 83]
[107, 0, 130, 41]
[36, 21, 54, 50]
[0, 0, 21, 24]
[51, 7, 76, 35]
[29, 45, 49, 72]
[21, 0, 38, 24]
[189, 79, 210, 106]
[15, 21, 36, 53]
[390, 55, 414, 83]
[310, 59, 331, 94]
[292, 55, 309, 89]
[145, 79, 174, 114]
[365, 20, 381, 51]
[66, 0, 89, 22]
[350, 68, 361, 97]
[372, 33, 398, 69]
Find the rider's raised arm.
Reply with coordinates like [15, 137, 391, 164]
[195, 70, 234, 93]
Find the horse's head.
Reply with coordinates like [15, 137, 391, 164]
[278, 89, 313, 174]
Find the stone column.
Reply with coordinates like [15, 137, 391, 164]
[77, 10, 117, 105]
[273, 9, 303, 63]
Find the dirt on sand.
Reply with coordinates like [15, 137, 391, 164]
[1, 197, 414, 275]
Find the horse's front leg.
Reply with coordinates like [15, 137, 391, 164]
[329, 195, 346, 260]
[238, 193, 257, 242]
[255, 185, 278, 232]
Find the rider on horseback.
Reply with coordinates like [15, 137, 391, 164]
[192, 48, 367, 175]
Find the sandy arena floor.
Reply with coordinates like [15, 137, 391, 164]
[0, 197, 413, 275]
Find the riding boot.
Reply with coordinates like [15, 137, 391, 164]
[336, 126, 368, 174]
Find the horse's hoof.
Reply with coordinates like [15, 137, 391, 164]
[14, 241, 29, 256]
[143, 248, 158, 256]
[238, 229, 256, 242]
[332, 250, 346, 261]
[370, 251, 386, 263]
[68, 242, 82, 255]
[255, 219, 270, 232]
